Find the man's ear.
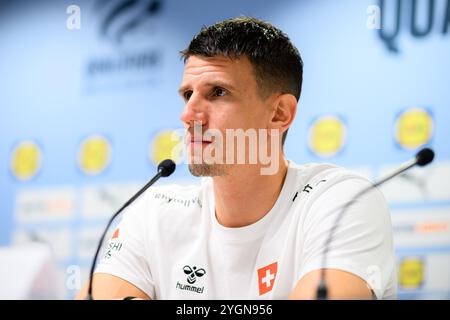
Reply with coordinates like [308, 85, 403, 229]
[268, 93, 297, 136]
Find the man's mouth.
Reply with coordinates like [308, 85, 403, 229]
[189, 140, 212, 145]
[186, 135, 212, 146]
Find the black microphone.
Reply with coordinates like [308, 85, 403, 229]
[316, 148, 435, 299]
[86, 159, 176, 300]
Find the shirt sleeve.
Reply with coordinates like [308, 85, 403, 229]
[94, 195, 156, 299]
[298, 177, 397, 299]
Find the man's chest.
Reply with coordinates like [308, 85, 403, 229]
[152, 230, 300, 299]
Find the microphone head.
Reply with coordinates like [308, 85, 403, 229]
[157, 159, 176, 177]
[416, 148, 435, 167]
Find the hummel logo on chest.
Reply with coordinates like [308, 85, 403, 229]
[183, 265, 206, 284]
[176, 265, 206, 294]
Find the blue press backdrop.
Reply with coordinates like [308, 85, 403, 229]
[0, 0, 449, 299]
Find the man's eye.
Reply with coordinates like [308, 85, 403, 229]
[184, 91, 193, 101]
[213, 87, 226, 97]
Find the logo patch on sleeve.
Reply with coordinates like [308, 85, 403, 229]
[111, 228, 119, 239]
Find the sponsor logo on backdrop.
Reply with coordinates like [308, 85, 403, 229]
[150, 129, 184, 166]
[308, 115, 347, 158]
[10, 140, 42, 181]
[394, 221, 449, 235]
[13, 229, 72, 261]
[16, 188, 75, 222]
[77, 227, 107, 260]
[78, 135, 112, 176]
[85, 0, 164, 91]
[399, 256, 425, 290]
[394, 107, 433, 151]
[81, 183, 142, 219]
[97, 0, 163, 44]
[377, 0, 450, 53]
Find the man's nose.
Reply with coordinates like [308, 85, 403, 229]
[180, 94, 207, 127]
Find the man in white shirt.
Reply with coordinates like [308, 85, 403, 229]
[77, 16, 396, 300]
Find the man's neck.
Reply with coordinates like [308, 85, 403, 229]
[212, 158, 289, 228]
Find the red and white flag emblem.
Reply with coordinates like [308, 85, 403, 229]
[257, 262, 278, 295]
[111, 228, 119, 239]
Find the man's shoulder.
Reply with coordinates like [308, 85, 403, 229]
[289, 161, 373, 187]
[287, 161, 381, 209]
[289, 161, 389, 222]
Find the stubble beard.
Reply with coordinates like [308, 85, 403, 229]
[188, 163, 228, 177]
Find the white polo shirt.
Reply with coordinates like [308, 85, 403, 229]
[95, 161, 397, 299]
